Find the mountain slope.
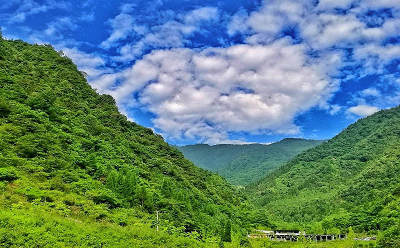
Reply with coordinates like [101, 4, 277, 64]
[0, 37, 248, 246]
[247, 106, 400, 238]
[178, 139, 323, 185]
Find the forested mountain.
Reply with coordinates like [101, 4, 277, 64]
[247, 106, 400, 246]
[178, 139, 323, 185]
[0, 37, 251, 246]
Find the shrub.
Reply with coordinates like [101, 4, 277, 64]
[0, 167, 18, 182]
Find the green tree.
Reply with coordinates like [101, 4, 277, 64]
[221, 220, 232, 242]
[345, 227, 356, 248]
[378, 224, 400, 248]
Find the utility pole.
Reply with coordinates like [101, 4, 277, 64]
[156, 210, 159, 232]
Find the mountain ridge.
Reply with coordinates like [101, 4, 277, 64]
[178, 138, 324, 185]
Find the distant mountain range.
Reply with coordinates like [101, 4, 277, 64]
[177, 138, 323, 185]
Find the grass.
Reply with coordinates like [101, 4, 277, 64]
[0, 206, 210, 248]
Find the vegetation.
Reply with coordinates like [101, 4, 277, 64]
[247, 106, 400, 247]
[1, 35, 399, 247]
[178, 139, 323, 185]
[0, 37, 252, 246]
[0, 206, 208, 247]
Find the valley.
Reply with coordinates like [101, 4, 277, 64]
[0, 36, 399, 247]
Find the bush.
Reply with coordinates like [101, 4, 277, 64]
[0, 101, 10, 118]
[0, 167, 18, 182]
[378, 224, 400, 248]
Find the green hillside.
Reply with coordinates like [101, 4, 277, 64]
[0, 37, 251, 246]
[247, 106, 400, 246]
[178, 139, 323, 185]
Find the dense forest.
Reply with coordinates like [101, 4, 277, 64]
[0, 36, 257, 246]
[178, 139, 323, 185]
[247, 106, 400, 247]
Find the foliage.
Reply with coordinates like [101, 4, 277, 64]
[222, 220, 232, 242]
[0, 167, 18, 181]
[0, 206, 210, 248]
[178, 139, 323, 185]
[377, 223, 400, 248]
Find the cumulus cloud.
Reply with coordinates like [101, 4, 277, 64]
[246, 0, 307, 40]
[302, 13, 366, 49]
[347, 105, 379, 117]
[241, 0, 400, 50]
[104, 39, 340, 143]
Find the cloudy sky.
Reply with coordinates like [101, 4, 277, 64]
[2, 0, 400, 144]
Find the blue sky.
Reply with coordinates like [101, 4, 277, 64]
[1, 0, 400, 145]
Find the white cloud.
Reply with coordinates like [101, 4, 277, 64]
[361, 88, 381, 98]
[90, 73, 121, 92]
[247, 0, 306, 38]
[100, 7, 220, 61]
[184, 7, 218, 24]
[227, 9, 249, 36]
[7, 0, 69, 24]
[354, 44, 400, 63]
[353, 44, 400, 75]
[100, 14, 137, 49]
[316, 0, 354, 10]
[347, 105, 379, 117]
[360, 0, 400, 9]
[329, 105, 342, 115]
[105, 39, 339, 143]
[62, 47, 108, 80]
[43, 17, 78, 39]
[240, 0, 400, 52]
[302, 13, 366, 49]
